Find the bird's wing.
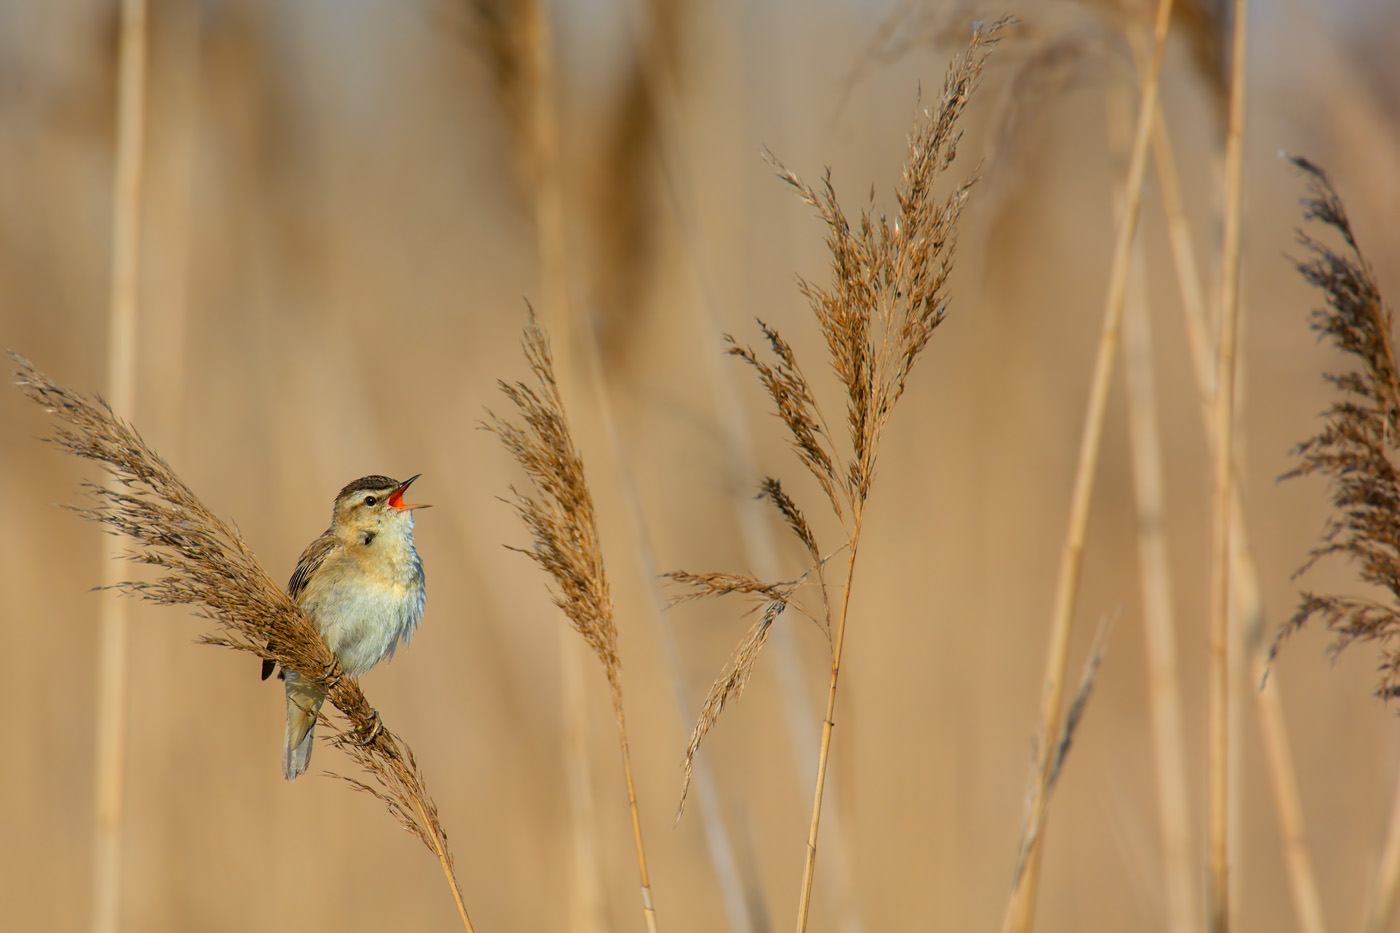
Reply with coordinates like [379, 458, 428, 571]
[288, 530, 338, 601]
[262, 530, 337, 681]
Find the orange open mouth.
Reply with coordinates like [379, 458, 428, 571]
[387, 474, 429, 511]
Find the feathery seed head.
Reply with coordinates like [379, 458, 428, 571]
[12, 354, 455, 861]
[1274, 156, 1400, 701]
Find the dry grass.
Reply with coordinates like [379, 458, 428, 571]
[12, 355, 474, 933]
[1274, 155, 1400, 933]
[485, 309, 659, 933]
[1001, 2, 1175, 929]
[1117, 108, 1199, 933]
[1125, 23, 1326, 932]
[10, 5, 1400, 932]
[1274, 156, 1400, 692]
[1206, 3, 1249, 929]
[667, 18, 1007, 931]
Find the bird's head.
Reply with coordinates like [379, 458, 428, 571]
[330, 474, 429, 544]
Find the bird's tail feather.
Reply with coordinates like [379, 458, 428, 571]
[283, 671, 326, 781]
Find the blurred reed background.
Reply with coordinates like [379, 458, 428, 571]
[2, 0, 1399, 930]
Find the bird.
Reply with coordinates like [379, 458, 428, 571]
[265, 474, 428, 780]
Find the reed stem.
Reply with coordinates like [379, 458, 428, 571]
[617, 708, 660, 933]
[1134, 31, 1327, 933]
[94, 2, 148, 930]
[408, 794, 476, 932]
[1118, 153, 1199, 933]
[795, 510, 863, 932]
[1002, 2, 1173, 928]
[1365, 762, 1400, 933]
[1208, 1, 1249, 929]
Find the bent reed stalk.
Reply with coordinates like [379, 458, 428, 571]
[13, 355, 475, 933]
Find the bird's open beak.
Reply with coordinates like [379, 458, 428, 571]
[387, 474, 429, 511]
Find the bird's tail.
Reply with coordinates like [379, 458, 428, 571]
[283, 670, 326, 781]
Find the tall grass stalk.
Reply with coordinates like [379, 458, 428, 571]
[1001, 2, 1173, 929]
[1365, 773, 1400, 933]
[1207, 1, 1249, 928]
[1134, 35, 1327, 932]
[665, 22, 1006, 933]
[1124, 259, 1199, 933]
[1111, 77, 1198, 930]
[94, 2, 148, 929]
[1252, 642, 1327, 933]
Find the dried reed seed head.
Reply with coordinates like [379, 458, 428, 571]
[486, 310, 622, 692]
[762, 17, 1003, 506]
[1276, 157, 1400, 700]
[673, 19, 1006, 820]
[12, 354, 454, 858]
[664, 570, 793, 606]
[677, 596, 787, 818]
[726, 329, 845, 519]
[758, 477, 820, 561]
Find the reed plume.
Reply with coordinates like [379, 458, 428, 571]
[485, 309, 659, 933]
[1274, 156, 1400, 699]
[667, 18, 1007, 931]
[12, 354, 475, 932]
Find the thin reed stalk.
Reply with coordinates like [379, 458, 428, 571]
[1366, 768, 1400, 933]
[1207, 2, 1248, 929]
[13, 357, 474, 932]
[94, 2, 148, 930]
[1124, 274, 1199, 933]
[1250, 643, 1327, 933]
[487, 313, 659, 933]
[1114, 84, 1198, 927]
[1001, 2, 1174, 929]
[667, 22, 1005, 933]
[1146, 96, 1211, 397]
[1133, 33, 1328, 933]
[795, 513, 863, 932]
[563, 629, 608, 933]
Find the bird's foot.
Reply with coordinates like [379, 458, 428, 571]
[354, 709, 385, 747]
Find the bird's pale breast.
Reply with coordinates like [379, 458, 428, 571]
[297, 537, 425, 676]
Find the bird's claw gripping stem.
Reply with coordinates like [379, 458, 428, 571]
[355, 709, 385, 746]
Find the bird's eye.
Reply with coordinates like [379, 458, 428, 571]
[364, 495, 377, 507]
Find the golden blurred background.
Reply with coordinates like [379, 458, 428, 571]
[3, 1, 1400, 930]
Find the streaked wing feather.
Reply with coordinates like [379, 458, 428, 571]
[260, 531, 338, 682]
[288, 531, 338, 601]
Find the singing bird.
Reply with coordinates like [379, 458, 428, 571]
[265, 474, 428, 780]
